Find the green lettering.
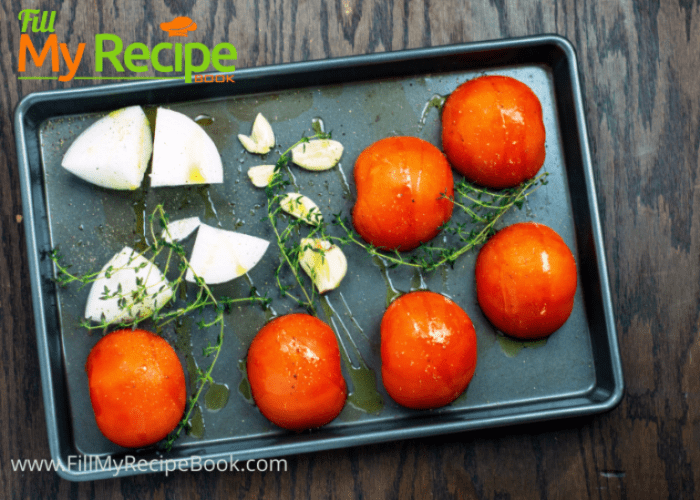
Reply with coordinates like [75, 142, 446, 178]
[18, 9, 39, 33]
[151, 42, 173, 72]
[35, 11, 56, 33]
[124, 42, 149, 72]
[95, 34, 124, 72]
[211, 43, 236, 72]
[175, 44, 182, 72]
[184, 43, 210, 83]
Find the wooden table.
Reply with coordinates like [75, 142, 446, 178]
[1, 0, 696, 498]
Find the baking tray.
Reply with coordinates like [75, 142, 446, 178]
[14, 35, 623, 481]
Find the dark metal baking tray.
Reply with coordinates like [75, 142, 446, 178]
[14, 34, 623, 481]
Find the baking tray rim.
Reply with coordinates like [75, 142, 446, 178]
[14, 33, 624, 481]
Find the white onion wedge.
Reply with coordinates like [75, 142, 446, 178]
[160, 216, 201, 243]
[84, 247, 173, 324]
[291, 139, 343, 171]
[61, 106, 152, 190]
[299, 238, 347, 294]
[185, 224, 269, 284]
[247, 164, 276, 188]
[151, 108, 224, 187]
[238, 113, 275, 154]
[280, 193, 323, 226]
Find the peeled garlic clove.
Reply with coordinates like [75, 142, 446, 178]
[84, 247, 173, 324]
[185, 224, 269, 284]
[238, 113, 275, 154]
[299, 238, 348, 294]
[280, 193, 323, 226]
[160, 216, 201, 243]
[291, 139, 343, 171]
[248, 165, 276, 188]
[61, 106, 152, 190]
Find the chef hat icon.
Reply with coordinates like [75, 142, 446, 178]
[160, 16, 197, 37]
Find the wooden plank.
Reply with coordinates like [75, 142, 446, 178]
[1, 0, 698, 498]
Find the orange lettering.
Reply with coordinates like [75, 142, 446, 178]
[58, 42, 85, 82]
[18, 33, 59, 72]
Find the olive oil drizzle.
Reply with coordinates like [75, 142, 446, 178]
[497, 334, 547, 358]
[335, 162, 353, 199]
[194, 114, 214, 126]
[237, 359, 254, 405]
[243, 274, 276, 321]
[320, 296, 383, 414]
[339, 291, 370, 343]
[131, 186, 149, 252]
[204, 382, 230, 411]
[372, 255, 402, 307]
[410, 268, 427, 291]
[196, 186, 219, 222]
[311, 116, 325, 135]
[418, 94, 447, 130]
[188, 406, 205, 438]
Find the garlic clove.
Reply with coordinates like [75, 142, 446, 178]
[299, 238, 348, 294]
[280, 193, 323, 226]
[238, 113, 275, 154]
[247, 164, 277, 188]
[291, 139, 344, 171]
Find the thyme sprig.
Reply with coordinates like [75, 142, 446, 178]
[50, 204, 271, 450]
[263, 132, 332, 313]
[332, 172, 549, 272]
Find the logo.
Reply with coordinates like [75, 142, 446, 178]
[160, 16, 197, 37]
[17, 10, 236, 83]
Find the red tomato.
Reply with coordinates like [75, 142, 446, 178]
[381, 291, 477, 409]
[475, 222, 577, 339]
[85, 328, 186, 448]
[352, 136, 454, 251]
[441, 75, 546, 188]
[246, 314, 347, 430]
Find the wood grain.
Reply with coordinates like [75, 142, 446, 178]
[1, 0, 699, 498]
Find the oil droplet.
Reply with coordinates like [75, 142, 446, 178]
[196, 186, 219, 222]
[243, 274, 276, 321]
[204, 382, 230, 411]
[174, 316, 193, 353]
[321, 296, 383, 414]
[410, 268, 427, 290]
[335, 162, 352, 199]
[497, 334, 547, 358]
[187, 405, 205, 439]
[339, 292, 370, 343]
[451, 387, 470, 405]
[285, 164, 298, 190]
[186, 355, 199, 390]
[311, 116, 325, 135]
[131, 186, 148, 252]
[143, 106, 158, 134]
[372, 256, 402, 306]
[238, 359, 254, 404]
[194, 114, 214, 126]
[419, 94, 446, 130]
[345, 363, 383, 413]
[440, 265, 449, 290]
